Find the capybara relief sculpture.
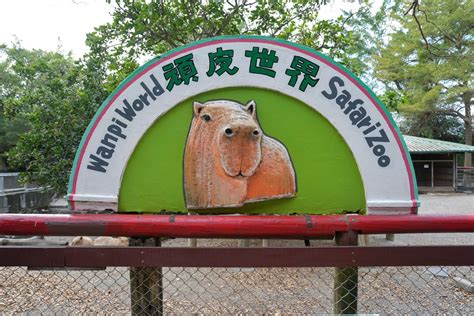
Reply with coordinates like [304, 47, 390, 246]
[183, 99, 296, 209]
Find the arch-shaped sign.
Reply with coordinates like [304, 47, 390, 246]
[67, 36, 419, 214]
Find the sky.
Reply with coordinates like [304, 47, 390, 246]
[0, 0, 365, 58]
[0, 0, 113, 57]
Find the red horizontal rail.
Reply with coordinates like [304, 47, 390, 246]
[0, 214, 473, 238]
[351, 214, 474, 234]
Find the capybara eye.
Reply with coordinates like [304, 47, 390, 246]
[225, 128, 234, 136]
[202, 114, 211, 122]
[253, 130, 260, 136]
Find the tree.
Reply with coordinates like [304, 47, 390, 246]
[1, 1, 379, 194]
[0, 117, 29, 170]
[87, 0, 367, 89]
[375, 0, 473, 165]
[0, 44, 107, 193]
[399, 112, 464, 143]
[341, 0, 400, 88]
[0, 48, 30, 170]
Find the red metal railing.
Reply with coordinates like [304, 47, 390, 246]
[1, 213, 473, 315]
[1, 214, 473, 238]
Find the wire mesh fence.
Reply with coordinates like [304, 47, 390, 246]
[0, 265, 472, 314]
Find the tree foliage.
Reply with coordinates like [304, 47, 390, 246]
[1, 0, 376, 194]
[0, 44, 107, 193]
[0, 47, 29, 169]
[87, 0, 366, 89]
[399, 112, 464, 143]
[341, 0, 399, 87]
[374, 0, 473, 150]
[10, 1, 458, 193]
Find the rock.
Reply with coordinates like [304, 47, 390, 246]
[93, 236, 129, 246]
[70, 236, 94, 246]
[453, 277, 474, 293]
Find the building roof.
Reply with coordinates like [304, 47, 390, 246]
[404, 135, 474, 154]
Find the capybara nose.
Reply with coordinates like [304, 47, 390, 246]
[224, 124, 259, 138]
[224, 128, 234, 137]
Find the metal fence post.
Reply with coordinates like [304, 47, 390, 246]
[130, 237, 163, 316]
[334, 230, 358, 315]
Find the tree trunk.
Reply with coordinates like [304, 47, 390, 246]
[0, 157, 5, 171]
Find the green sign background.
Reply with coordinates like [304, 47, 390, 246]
[119, 87, 365, 214]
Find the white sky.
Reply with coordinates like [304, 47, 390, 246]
[0, 0, 365, 58]
[0, 0, 113, 57]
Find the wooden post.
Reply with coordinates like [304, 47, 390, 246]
[238, 239, 250, 247]
[358, 234, 369, 246]
[187, 212, 197, 247]
[334, 231, 358, 315]
[188, 238, 197, 247]
[130, 237, 163, 316]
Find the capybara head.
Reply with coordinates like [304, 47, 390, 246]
[192, 100, 262, 177]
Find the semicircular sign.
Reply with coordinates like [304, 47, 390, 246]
[67, 35, 419, 215]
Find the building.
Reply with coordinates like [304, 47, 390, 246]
[404, 135, 474, 192]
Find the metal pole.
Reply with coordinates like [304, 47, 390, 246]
[334, 231, 358, 315]
[453, 153, 457, 190]
[431, 161, 434, 188]
[130, 237, 163, 316]
[1, 214, 474, 238]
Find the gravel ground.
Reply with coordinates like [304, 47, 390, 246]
[0, 193, 473, 314]
[1, 265, 472, 314]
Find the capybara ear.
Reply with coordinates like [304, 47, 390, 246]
[244, 100, 257, 119]
[193, 101, 204, 117]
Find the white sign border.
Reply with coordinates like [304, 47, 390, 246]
[67, 36, 419, 214]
